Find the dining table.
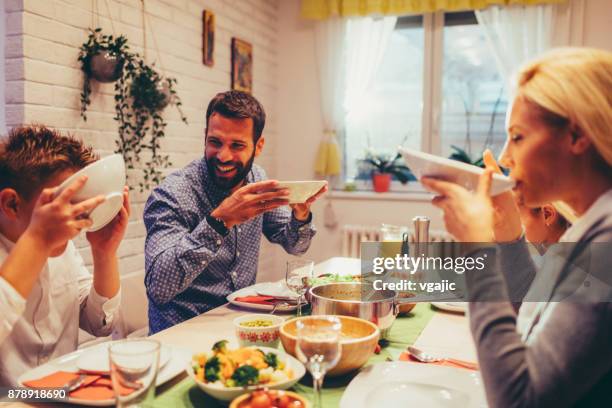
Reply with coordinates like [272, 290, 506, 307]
[4, 257, 478, 407]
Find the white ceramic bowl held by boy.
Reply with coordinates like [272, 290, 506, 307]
[56, 154, 126, 231]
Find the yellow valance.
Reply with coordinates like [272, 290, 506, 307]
[301, 0, 566, 19]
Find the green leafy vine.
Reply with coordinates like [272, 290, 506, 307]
[78, 28, 188, 192]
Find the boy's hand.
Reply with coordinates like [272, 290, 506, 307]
[87, 186, 130, 256]
[24, 175, 106, 254]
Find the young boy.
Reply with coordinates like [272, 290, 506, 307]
[0, 125, 130, 386]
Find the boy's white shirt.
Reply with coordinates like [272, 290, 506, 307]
[0, 233, 121, 386]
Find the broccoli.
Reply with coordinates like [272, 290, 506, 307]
[264, 352, 279, 369]
[212, 340, 228, 353]
[204, 356, 220, 382]
[231, 365, 259, 387]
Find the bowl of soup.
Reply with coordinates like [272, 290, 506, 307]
[279, 315, 380, 377]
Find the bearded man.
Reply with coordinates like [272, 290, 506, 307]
[143, 91, 325, 333]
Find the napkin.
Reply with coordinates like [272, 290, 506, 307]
[398, 351, 479, 371]
[22, 371, 137, 400]
[234, 295, 277, 305]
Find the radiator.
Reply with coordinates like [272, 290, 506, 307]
[340, 224, 455, 258]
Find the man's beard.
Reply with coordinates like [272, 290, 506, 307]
[206, 150, 256, 191]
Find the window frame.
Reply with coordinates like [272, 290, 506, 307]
[342, 10, 507, 192]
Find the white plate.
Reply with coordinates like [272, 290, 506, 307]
[277, 180, 327, 204]
[431, 302, 467, 314]
[399, 147, 514, 196]
[18, 344, 191, 407]
[340, 362, 487, 408]
[186, 346, 306, 401]
[76, 343, 171, 373]
[227, 282, 298, 312]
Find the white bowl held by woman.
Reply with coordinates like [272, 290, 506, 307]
[56, 154, 126, 231]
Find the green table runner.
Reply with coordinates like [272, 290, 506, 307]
[151, 303, 435, 408]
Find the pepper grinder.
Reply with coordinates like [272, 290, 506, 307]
[413, 216, 430, 257]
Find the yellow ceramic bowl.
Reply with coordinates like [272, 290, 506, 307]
[279, 315, 380, 377]
[229, 390, 309, 408]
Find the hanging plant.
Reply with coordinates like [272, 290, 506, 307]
[78, 28, 188, 192]
[78, 28, 128, 120]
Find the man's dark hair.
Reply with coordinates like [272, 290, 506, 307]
[205, 91, 266, 142]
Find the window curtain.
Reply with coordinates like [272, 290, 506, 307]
[345, 17, 398, 118]
[313, 18, 347, 179]
[302, 0, 567, 20]
[475, 2, 571, 82]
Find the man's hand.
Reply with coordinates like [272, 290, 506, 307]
[210, 180, 290, 228]
[87, 186, 131, 256]
[291, 183, 328, 221]
[24, 175, 106, 254]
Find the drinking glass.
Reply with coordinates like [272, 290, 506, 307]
[109, 339, 160, 408]
[295, 316, 342, 408]
[286, 259, 314, 316]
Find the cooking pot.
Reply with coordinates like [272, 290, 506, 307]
[309, 282, 414, 338]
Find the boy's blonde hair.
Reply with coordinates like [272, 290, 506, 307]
[515, 47, 612, 167]
[0, 125, 98, 199]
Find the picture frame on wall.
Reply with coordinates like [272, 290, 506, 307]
[231, 38, 253, 93]
[202, 10, 215, 67]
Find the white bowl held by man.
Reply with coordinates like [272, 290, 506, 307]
[56, 154, 126, 231]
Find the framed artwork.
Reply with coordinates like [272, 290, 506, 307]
[202, 10, 215, 67]
[231, 37, 253, 93]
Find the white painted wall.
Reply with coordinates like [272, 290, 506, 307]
[3, 0, 282, 283]
[582, 0, 612, 51]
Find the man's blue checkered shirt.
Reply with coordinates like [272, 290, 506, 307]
[143, 159, 316, 333]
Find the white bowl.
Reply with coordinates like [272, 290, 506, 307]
[398, 147, 515, 196]
[186, 346, 305, 402]
[233, 314, 285, 348]
[56, 154, 126, 231]
[277, 180, 327, 204]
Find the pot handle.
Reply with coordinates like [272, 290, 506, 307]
[393, 296, 416, 315]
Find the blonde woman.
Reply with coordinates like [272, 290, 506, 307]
[422, 48, 612, 407]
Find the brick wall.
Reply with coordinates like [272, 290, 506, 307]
[4, 0, 282, 283]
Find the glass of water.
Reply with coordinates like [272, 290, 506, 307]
[109, 339, 160, 408]
[295, 316, 342, 408]
[286, 259, 314, 316]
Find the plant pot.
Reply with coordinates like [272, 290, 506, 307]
[154, 79, 172, 110]
[372, 172, 391, 193]
[89, 52, 124, 83]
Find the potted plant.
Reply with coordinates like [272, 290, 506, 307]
[448, 145, 485, 168]
[79, 28, 188, 192]
[78, 29, 129, 120]
[362, 152, 415, 193]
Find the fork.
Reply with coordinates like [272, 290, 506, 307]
[64, 374, 87, 392]
[407, 346, 478, 370]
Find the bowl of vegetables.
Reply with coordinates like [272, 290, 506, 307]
[234, 314, 285, 348]
[187, 340, 306, 402]
[229, 389, 308, 408]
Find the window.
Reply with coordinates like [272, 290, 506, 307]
[345, 11, 508, 190]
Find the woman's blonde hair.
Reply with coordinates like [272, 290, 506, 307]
[515, 47, 612, 167]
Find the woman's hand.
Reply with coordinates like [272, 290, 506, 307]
[482, 150, 523, 242]
[421, 170, 495, 242]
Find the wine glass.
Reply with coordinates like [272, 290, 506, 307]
[286, 259, 314, 316]
[109, 339, 160, 408]
[295, 316, 342, 408]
